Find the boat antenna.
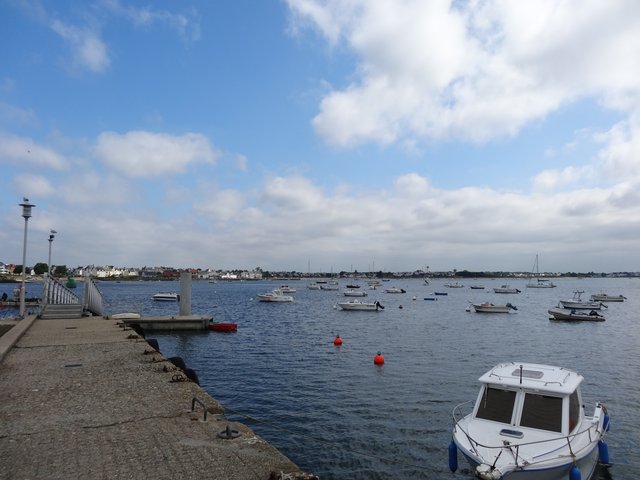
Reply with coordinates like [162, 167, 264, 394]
[519, 364, 523, 384]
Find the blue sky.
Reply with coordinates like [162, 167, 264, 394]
[1, 0, 640, 273]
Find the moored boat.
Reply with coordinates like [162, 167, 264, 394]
[336, 300, 384, 311]
[450, 362, 610, 480]
[152, 292, 180, 301]
[493, 285, 520, 294]
[559, 291, 603, 310]
[208, 322, 238, 332]
[257, 289, 294, 302]
[445, 281, 464, 288]
[590, 293, 625, 302]
[526, 254, 556, 288]
[343, 289, 368, 297]
[472, 302, 517, 313]
[279, 285, 296, 293]
[385, 287, 406, 293]
[548, 308, 605, 322]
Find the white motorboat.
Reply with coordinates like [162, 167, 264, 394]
[307, 283, 321, 290]
[152, 292, 180, 301]
[445, 281, 464, 288]
[493, 285, 521, 294]
[279, 285, 296, 293]
[320, 284, 339, 291]
[472, 302, 517, 313]
[526, 254, 557, 288]
[559, 291, 603, 310]
[450, 362, 610, 480]
[336, 300, 384, 311]
[590, 293, 625, 302]
[385, 287, 406, 294]
[343, 289, 368, 297]
[257, 289, 294, 302]
[548, 308, 605, 322]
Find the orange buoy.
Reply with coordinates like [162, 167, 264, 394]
[333, 335, 343, 346]
[373, 352, 385, 365]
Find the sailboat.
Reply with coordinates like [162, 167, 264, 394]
[526, 254, 556, 288]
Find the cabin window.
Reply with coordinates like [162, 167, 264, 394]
[476, 387, 516, 424]
[568, 391, 580, 432]
[519, 393, 563, 432]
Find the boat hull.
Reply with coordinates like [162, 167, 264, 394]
[455, 438, 600, 480]
[337, 301, 382, 311]
[472, 304, 512, 313]
[548, 308, 605, 322]
[209, 323, 238, 332]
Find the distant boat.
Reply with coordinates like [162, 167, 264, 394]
[548, 308, 605, 322]
[472, 302, 517, 313]
[526, 254, 556, 288]
[279, 285, 296, 293]
[385, 287, 406, 294]
[493, 285, 521, 294]
[337, 300, 384, 311]
[307, 283, 321, 290]
[469, 285, 485, 290]
[590, 293, 625, 302]
[343, 289, 368, 297]
[257, 289, 293, 302]
[153, 292, 180, 301]
[445, 281, 464, 288]
[559, 291, 603, 310]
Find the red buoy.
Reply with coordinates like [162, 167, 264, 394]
[373, 352, 385, 365]
[333, 335, 343, 346]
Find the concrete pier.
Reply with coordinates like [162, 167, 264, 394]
[0, 315, 315, 480]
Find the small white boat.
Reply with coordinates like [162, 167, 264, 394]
[385, 287, 406, 294]
[445, 281, 464, 288]
[152, 292, 180, 301]
[493, 285, 521, 294]
[472, 302, 517, 313]
[320, 284, 339, 291]
[279, 285, 296, 293]
[559, 291, 603, 310]
[343, 289, 368, 297]
[257, 289, 294, 302]
[590, 293, 625, 302]
[337, 300, 384, 311]
[307, 283, 321, 290]
[548, 308, 605, 322]
[450, 362, 610, 480]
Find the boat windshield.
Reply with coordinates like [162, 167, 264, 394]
[476, 387, 516, 424]
[520, 393, 562, 432]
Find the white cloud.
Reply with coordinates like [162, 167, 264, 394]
[288, 0, 640, 147]
[50, 19, 110, 73]
[0, 133, 68, 170]
[14, 173, 56, 198]
[94, 131, 218, 178]
[102, 0, 201, 41]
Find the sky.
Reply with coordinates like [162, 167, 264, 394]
[1, 0, 640, 274]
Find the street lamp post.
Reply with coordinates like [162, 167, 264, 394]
[19, 198, 35, 318]
[48, 230, 57, 277]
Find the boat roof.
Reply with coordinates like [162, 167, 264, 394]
[479, 362, 583, 395]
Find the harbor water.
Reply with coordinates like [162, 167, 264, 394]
[3, 277, 638, 479]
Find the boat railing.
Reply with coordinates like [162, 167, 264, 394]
[451, 402, 607, 469]
[83, 273, 104, 316]
[41, 275, 80, 306]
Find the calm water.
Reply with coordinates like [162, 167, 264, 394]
[3, 278, 638, 478]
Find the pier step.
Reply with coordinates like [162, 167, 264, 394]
[39, 304, 85, 320]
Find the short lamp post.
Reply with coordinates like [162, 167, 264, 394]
[19, 198, 35, 318]
[48, 230, 57, 277]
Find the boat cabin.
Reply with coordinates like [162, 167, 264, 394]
[472, 363, 583, 437]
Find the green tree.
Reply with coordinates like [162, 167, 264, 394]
[33, 262, 48, 275]
[56, 265, 68, 277]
